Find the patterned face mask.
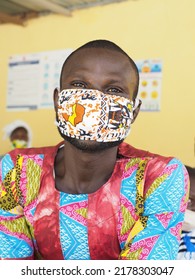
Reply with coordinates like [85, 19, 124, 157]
[57, 89, 139, 142]
[11, 139, 28, 149]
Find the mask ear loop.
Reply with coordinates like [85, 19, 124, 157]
[133, 98, 142, 110]
[128, 98, 141, 123]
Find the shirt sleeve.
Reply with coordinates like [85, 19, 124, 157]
[119, 157, 190, 260]
[0, 153, 34, 260]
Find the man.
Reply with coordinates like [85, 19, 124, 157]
[0, 39, 189, 260]
[177, 166, 195, 259]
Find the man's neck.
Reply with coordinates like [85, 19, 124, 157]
[54, 141, 119, 194]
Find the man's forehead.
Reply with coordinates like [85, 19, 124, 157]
[62, 48, 134, 77]
[66, 47, 130, 65]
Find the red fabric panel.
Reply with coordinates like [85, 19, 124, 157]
[33, 144, 64, 260]
[87, 161, 125, 259]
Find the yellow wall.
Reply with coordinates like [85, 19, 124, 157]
[0, 0, 195, 165]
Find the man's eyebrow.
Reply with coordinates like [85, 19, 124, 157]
[106, 79, 121, 83]
[104, 78, 129, 84]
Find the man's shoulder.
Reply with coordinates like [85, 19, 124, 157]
[118, 142, 173, 162]
[118, 142, 185, 188]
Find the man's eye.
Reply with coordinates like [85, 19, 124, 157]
[108, 88, 120, 92]
[72, 82, 86, 88]
[107, 88, 122, 93]
[106, 87, 129, 98]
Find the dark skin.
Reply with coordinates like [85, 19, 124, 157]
[10, 127, 28, 142]
[53, 48, 141, 194]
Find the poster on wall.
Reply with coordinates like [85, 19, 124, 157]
[136, 59, 162, 111]
[6, 49, 73, 110]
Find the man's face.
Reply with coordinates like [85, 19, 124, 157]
[55, 48, 138, 152]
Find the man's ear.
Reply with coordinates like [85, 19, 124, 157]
[53, 87, 60, 111]
[131, 99, 142, 124]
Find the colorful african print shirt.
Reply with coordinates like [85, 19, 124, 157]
[0, 142, 189, 260]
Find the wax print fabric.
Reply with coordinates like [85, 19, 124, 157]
[0, 142, 189, 260]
